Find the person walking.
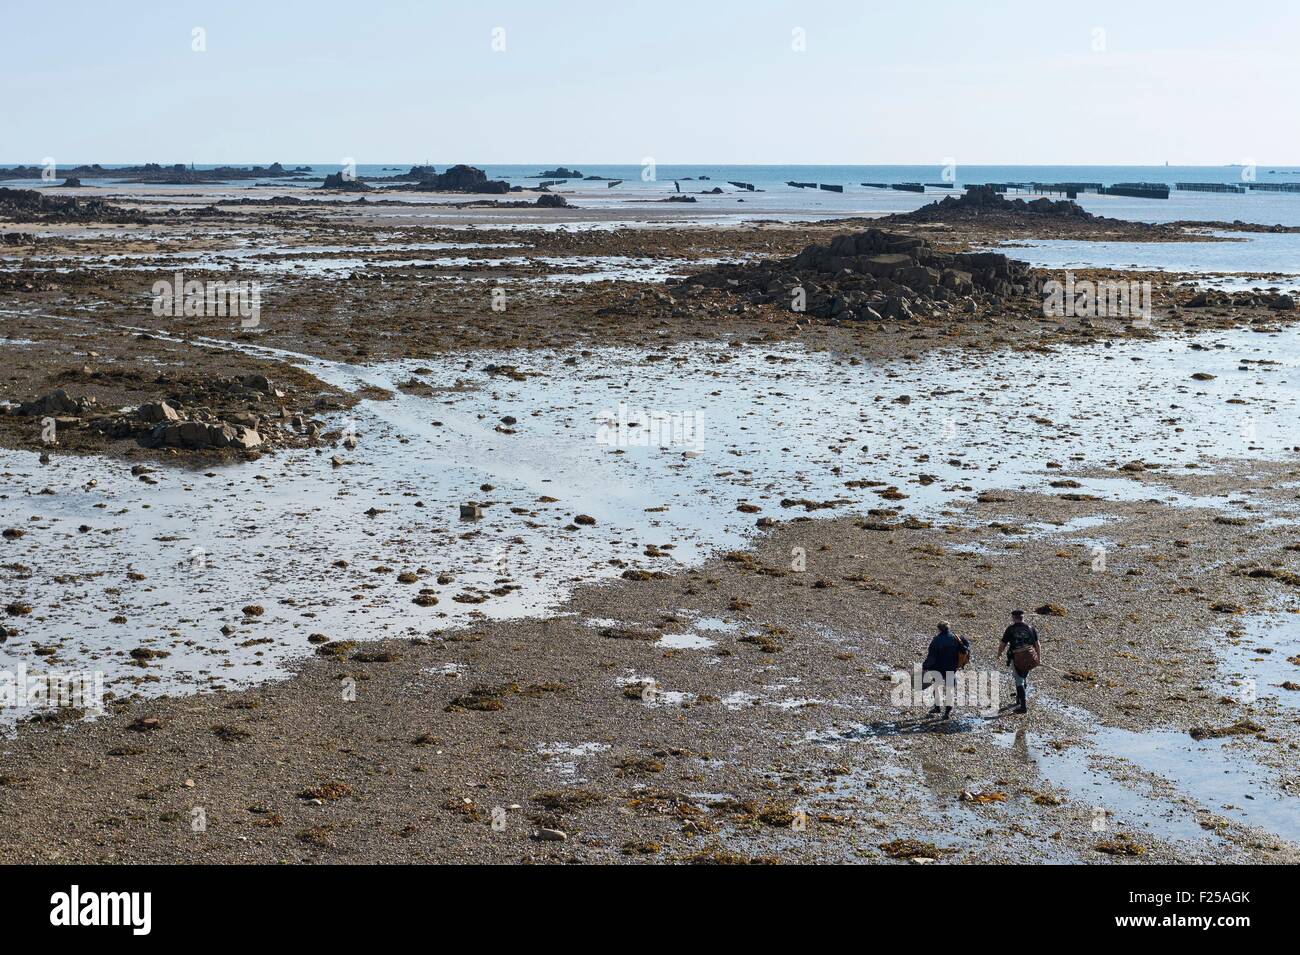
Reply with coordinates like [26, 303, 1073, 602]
[923, 620, 970, 720]
[999, 609, 1040, 714]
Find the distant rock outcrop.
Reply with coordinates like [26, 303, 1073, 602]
[411, 165, 510, 194]
[887, 185, 1095, 223]
[319, 172, 371, 192]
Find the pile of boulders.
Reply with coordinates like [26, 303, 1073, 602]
[137, 414, 263, 451]
[132, 373, 281, 450]
[678, 227, 1033, 322]
[6, 373, 300, 454]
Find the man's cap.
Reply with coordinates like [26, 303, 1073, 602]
[937, 620, 951, 632]
[1011, 609, 1025, 617]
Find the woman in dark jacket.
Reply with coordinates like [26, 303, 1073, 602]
[923, 621, 970, 720]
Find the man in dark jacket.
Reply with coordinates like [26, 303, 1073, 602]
[998, 609, 1040, 714]
[923, 621, 970, 720]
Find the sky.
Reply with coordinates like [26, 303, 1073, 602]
[4, 0, 1299, 165]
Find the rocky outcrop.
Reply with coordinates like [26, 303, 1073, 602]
[535, 194, 569, 208]
[887, 185, 1096, 224]
[319, 172, 371, 192]
[534, 168, 582, 179]
[0, 187, 139, 223]
[406, 165, 510, 194]
[679, 227, 1033, 322]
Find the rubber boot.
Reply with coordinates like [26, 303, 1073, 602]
[1014, 684, 1027, 714]
[942, 706, 952, 721]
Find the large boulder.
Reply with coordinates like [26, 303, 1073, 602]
[240, 373, 273, 394]
[137, 400, 180, 423]
[228, 425, 263, 450]
[895, 265, 940, 289]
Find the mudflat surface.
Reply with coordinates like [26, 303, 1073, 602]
[2, 184, 1299, 863]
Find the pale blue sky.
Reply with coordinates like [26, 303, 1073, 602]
[4, 0, 1298, 164]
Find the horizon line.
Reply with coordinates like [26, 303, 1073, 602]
[3, 160, 1296, 169]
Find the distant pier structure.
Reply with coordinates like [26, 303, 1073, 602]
[1176, 182, 1245, 193]
[1031, 182, 1103, 197]
[820, 178, 1269, 199]
[787, 180, 843, 192]
[968, 182, 1102, 198]
[1099, 182, 1170, 199]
